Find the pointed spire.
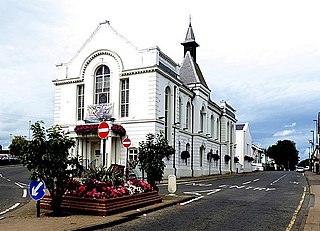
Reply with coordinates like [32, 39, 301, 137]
[181, 15, 199, 62]
[183, 15, 196, 43]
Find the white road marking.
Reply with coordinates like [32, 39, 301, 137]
[242, 181, 252, 185]
[184, 192, 202, 196]
[290, 181, 299, 185]
[16, 182, 28, 187]
[184, 189, 221, 196]
[0, 203, 20, 215]
[15, 182, 24, 188]
[271, 174, 287, 185]
[180, 196, 204, 206]
[23, 189, 27, 198]
[219, 185, 228, 188]
[253, 179, 260, 182]
[207, 189, 221, 195]
[185, 183, 212, 187]
[7, 179, 11, 182]
[230, 185, 245, 189]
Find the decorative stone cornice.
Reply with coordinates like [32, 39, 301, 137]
[120, 66, 157, 76]
[52, 78, 83, 86]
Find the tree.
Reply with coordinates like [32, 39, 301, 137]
[9, 121, 81, 216]
[138, 132, 174, 191]
[266, 140, 299, 171]
[9, 135, 28, 157]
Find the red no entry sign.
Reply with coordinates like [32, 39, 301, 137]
[98, 121, 109, 139]
[122, 137, 131, 148]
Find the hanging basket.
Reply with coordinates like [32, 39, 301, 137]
[181, 151, 190, 159]
[212, 153, 220, 161]
[224, 155, 231, 163]
[74, 124, 98, 135]
[244, 155, 254, 162]
[111, 124, 126, 137]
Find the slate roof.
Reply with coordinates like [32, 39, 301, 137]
[179, 52, 209, 89]
[181, 21, 198, 46]
[236, 124, 245, 130]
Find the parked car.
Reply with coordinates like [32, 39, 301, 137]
[296, 166, 305, 173]
[304, 166, 310, 171]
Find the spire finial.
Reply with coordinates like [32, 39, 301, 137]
[189, 15, 192, 26]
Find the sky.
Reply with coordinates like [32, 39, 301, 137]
[1, 0, 320, 160]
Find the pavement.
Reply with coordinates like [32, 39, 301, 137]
[0, 172, 320, 231]
[303, 171, 320, 231]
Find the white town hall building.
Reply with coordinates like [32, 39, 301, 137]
[53, 20, 238, 178]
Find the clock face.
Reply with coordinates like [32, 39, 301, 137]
[99, 94, 107, 103]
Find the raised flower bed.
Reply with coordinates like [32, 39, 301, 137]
[40, 190, 162, 216]
[40, 176, 162, 216]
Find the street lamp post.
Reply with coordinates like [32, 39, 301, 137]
[310, 130, 314, 172]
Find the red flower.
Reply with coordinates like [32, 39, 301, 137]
[74, 124, 99, 135]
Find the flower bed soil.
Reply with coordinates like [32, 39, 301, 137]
[40, 191, 162, 216]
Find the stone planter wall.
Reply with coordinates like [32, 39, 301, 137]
[40, 191, 162, 216]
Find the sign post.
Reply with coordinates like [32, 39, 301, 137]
[98, 121, 110, 166]
[122, 137, 131, 177]
[29, 180, 46, 217]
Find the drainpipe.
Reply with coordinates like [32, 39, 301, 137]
[173, 86, 177, 176]
[219, 114, 222, 175]
[191, 98, 195, 177]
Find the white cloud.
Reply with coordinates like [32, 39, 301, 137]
[284, 123, 297, 128]
[273, 130, 296, 137]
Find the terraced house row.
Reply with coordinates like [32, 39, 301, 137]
[53, 20, 247, 178]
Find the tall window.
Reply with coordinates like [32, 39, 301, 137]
[200, 106, 205, 133]
[186, 102, 191, 130]
[216, 118, 220, 140]
[120, 79, 129, 117]
[165, 86, 172, 140]
[200, 145, 205, 167]
[95, 65, 110, 104]
[210, 115, 214, 137]
[77, 84, 85, 120]
[178, 97, 182, 128]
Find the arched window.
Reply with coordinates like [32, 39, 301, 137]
[178, 97, 182, 128]
[210, 115, 214, 137]
[200, 145, 205, 167]
[200, 106, 205, 133]
[95, 65, 110, 104]
[165, 86, 172, 141]
[186, 102, 191, 130]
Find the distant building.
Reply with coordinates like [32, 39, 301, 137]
[53, 20, 237, 178]
[252, 144, 265, 171]
[236, 123, 253, 172]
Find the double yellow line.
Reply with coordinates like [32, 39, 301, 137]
[286, 186, 307, 231]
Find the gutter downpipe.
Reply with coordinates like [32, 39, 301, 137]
[219, 113, 222, 175]
[173, 86, 177, 176]
[191, 100, 194, 177]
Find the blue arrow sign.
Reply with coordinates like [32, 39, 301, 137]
[29, 180, 45, 201]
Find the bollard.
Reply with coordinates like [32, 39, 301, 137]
[168, 174, 176, 196]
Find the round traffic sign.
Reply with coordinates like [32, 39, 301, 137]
[98, 121, 109, 139]
[122, 137, 131, 148]
[29, 180, 46, 201]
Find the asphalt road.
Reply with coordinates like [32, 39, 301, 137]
[0, 165, 30, 218]
[101, 171, 308, 231]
